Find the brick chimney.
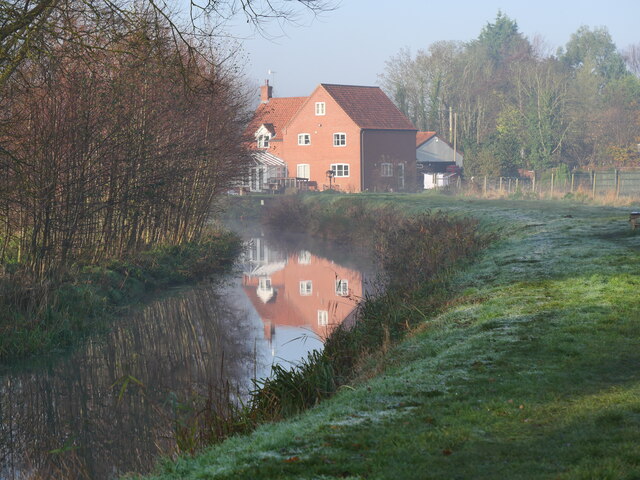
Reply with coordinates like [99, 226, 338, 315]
[260, 80, 273, 103]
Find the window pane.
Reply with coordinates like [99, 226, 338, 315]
[330, 164, 349, 177]
[298, 134, 310, 145]
[299, 280, 312, 295]
[335, 279, 348, 296]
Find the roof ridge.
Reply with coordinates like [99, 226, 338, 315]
[320, 83, 379, 88]
[321, 84, 416, 130]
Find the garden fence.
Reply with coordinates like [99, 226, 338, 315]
[448, 170, 640, 200]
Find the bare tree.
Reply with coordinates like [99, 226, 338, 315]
[623, 43, 640, 77]
[0, 13, 253, 278]
[0, 0, 334, 86]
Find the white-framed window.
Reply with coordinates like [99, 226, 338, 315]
[315, 102, 326, 116]
[298, 133, 311, 145]
[381, 162, 393, 177]
[318, 310, 329, 326]
[299, 280, 312, 296]
[330, 163, 350, 177]
[257, 134, 270, 149]
[333, 133, 346, 146]
[259, 277, 272, 290]
[296, 164, 310, 179]
[335, 279, 349, 296]
[270, 165, 286, 180]
[298, 250, 311, 264]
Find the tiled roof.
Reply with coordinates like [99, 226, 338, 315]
[245, 97, 306, 142]
[321, 84, 416, 130]
[416, 131, 437, 147]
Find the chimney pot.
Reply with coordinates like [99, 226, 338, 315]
[260, 80, 273, 103]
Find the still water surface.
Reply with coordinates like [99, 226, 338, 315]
[0, 228, 374, 479]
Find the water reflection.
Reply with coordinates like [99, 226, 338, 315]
[0, 287, 260, 479]
[0, 229, 372, 479]
[241, 236, 363, 367]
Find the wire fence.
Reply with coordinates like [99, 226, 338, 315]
[446, 170, 640, 201]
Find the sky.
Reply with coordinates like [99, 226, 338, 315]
[222, 0, 639, 99]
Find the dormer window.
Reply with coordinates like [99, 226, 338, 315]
[315, 102, 326, 116]
[257, 134, 270, 149]
[255, 124, 273, 149]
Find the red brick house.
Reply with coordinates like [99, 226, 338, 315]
[245, 81, 417, 192]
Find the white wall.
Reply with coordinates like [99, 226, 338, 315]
[423, 173, 452, 189]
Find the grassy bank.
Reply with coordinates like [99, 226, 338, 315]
[0, 229, 242, 361]
[250, 200, 492, 421]
[139, 194, 640, 479]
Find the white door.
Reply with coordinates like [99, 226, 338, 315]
[296, 164, 310, 179]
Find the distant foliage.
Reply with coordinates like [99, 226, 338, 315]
[380, 12, 640, 175]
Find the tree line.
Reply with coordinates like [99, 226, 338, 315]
[0, 0, 331, 280]
[379, 12, 640, 176]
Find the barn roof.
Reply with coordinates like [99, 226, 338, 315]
[416, 131, 437, 148]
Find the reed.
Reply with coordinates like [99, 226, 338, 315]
[0, 229, 242, 361]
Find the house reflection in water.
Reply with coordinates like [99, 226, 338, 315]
[242, 237, 363, 363]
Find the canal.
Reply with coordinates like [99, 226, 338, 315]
[0, 226, 375, 479]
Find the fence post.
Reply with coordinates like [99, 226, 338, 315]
[515, 178, 519, 193]
[499, 177, 503, 194]
[570, 173, 575, 193]
[615, 169, 620, 199]
[457, 175, 461, 190]
[619, 176, 623, 199]
[551, 172, 555, 198]
[592, 172, 597, 198]
[483, 176, 488, 196]
[532, 171, 537, 193]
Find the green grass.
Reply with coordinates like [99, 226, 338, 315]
[136, 193, 640, 480]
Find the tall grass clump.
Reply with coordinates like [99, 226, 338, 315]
[0, 229, 242, 361]
[323, 211, 492, 383]
[261, 195, 313, 232]
[251, 350, 337, 420]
